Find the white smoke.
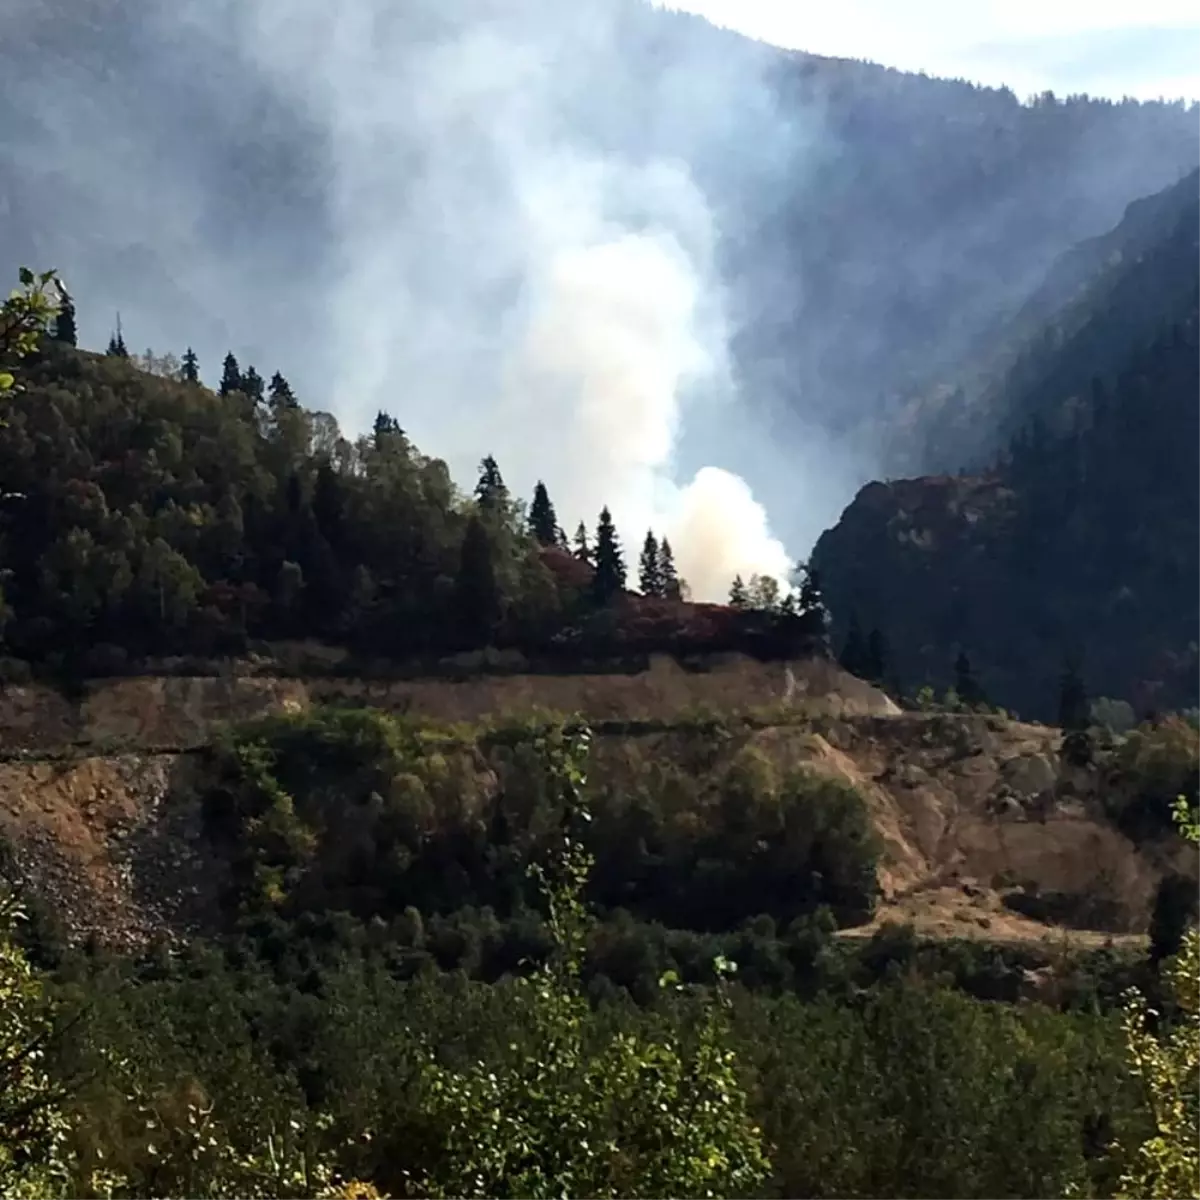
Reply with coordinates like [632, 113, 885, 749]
[227, 0, 797, 600]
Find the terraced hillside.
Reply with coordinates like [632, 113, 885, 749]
[0, 655, 1190, 956]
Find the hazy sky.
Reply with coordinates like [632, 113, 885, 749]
[662, 2, 1200, 101]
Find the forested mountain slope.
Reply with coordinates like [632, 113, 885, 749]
[813, 171, 1200, 719]
[0, 0, 1196, 495]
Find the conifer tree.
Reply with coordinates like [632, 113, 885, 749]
[105, 314, 128, 357]
[865, 627, 889, 686]
[474, 455, 509, 513]
[796, 561, 829, 647]
[268, 370, 297, 411]
[181, 347, 200, 384]
[1058, 655, 1089, 731]
[638, 530, 662, 597]
[218, 352, 242, 397]
[592, 507, 626, 604]
[528, 481, 559, 547]
[241, 365, 265, 406]
[954, 649, 985, 707]
[658, 538, 680, 601]
[729, 574, 749, 608]
[572, 521, 592, 565]
[839, 612, 868, 676]
[51, 294, 77, 346]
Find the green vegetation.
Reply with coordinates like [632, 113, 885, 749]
[200, 705, 880, 966]
[0, 267, 62, 397]
[0, 338, 820, 683]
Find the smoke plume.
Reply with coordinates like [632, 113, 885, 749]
[218, 0, 799, 599]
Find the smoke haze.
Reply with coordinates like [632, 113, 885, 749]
[3, 0, 1193, 601]
[42, 0, 808, 600]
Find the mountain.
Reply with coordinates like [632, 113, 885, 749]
[813, 171, 1200, 719]
[0, 0, 1196, 535]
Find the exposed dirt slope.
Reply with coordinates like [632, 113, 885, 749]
[0, 654, 897, 754]
[0, 665, 1187, 952]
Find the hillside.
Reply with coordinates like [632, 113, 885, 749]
[0, 663, 1192, 963]
[1, 0, 1197, 507]
[813, 171, 1200, 719]
[0, 341, 822, 676]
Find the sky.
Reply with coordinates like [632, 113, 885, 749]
[662, 1, 1200, 101]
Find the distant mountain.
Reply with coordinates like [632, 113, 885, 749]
[813, 172, 1200, 719]
[0, 0, 1197, 519]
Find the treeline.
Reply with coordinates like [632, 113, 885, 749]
[0, 337, 824, 679]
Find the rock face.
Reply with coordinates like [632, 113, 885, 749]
[813, 473, 1029, 699]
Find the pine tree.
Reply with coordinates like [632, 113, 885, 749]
[1058, 655, 1089, 731]
[954, 650, 985, 708]
[796, 561, 829, 647]
[638, 530, 662, 597]
[181, 347, 200, 384]
[572, 521, 592, 565]
[658, 538, 680, 601]
[51, 295, 77, 346]
[729, 574, 749, 608]
[475, 455, 509, 513]
[592, 507, 626, 604]
[218, 352, 242, 397]
[456, 515, 502, 646]
[838, 612, 868, 677]
[528, 481, 559, 547]
[106, 314, 128, 357]
[268, 370, 297, 411]
[865, 627, 889, 686]
[241, 365, 265, 406]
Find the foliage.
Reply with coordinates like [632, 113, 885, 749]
[1086, 799, 1199, 1200]
[0, 345, 821, 676]
[412, 723, 770, 1198]
[0, 888, 74, 1198]
[1103, 718, 1199, 842]
[0, 268, 62, 397]
[198, 707, 880, 939]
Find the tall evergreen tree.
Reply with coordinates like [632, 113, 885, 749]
[729, 575, 749, 609]
[658, 538, 680, 601]
[475, 455, 509, 513]
[838, 612, 868, 677]
[592, 507, 626, 604]
[268, 371, 297, 411]
[954, 650, 985, 707]
[1058, 655, 1089, 731]
[106, 314, 128, 357]
[865, 627, 889, 686]
[572, 521, 592, 565]
[796, 561, 829, 647]
[241, 366, 265, 406]
[528, 481, 559, 547]
[218, 352, 242, 398]
[51, 295, 77, 346]
[638, 530, 662, 597]
[456, 515, 502, 646]
[181, 347, 200, 384]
